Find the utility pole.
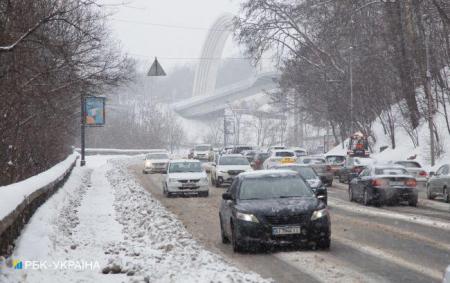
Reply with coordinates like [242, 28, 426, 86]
[423, 14, 435, 166]
[80, 94, 86, 166]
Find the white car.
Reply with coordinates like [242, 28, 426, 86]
[193, 144, 213, 161]
[290, 147, 308, 157]
[163, 159, 209, 197]
[210, 154, 253, 187]
[263, 150, 297, 169]
[393, 160, 428, 188]
[143, 152, 170, 174]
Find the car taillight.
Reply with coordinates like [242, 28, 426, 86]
[419, 170, 427, 177]
[372, 179, 387, 187]
[405, 179, 417, 187]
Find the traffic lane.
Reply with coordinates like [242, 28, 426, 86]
[330, 182, 450, 221]
[130, 164, 447, 282]
[129, 164, 319, 283]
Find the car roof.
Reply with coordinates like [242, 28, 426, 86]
[239, 169, 298, 178]
[169, 159, 200, 163]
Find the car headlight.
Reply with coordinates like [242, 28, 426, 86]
[145, 161, 152, 168]
[311, 209, 328, 221]
[169, 178, 178, 183]
[236, 212, 259, 223]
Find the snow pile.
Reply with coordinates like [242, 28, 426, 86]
[0, 152, 78, 220]
[106, 158, 271, 283]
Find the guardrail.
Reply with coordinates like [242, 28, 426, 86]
[0, 153, 78, 256]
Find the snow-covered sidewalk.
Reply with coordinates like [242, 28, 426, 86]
[0, 156, 268, 283]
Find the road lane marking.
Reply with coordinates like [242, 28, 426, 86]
[329, 198, 450, 232]
[274, 251, 385, 283]
[333, 236, 444, 282]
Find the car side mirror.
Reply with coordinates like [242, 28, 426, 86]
[429, 171, 435, 177]
[222, 192, 232, 200]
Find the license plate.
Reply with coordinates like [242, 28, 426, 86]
[390, 181, 404, 186]
[182, 183, 196, 188]
[272, 226, 301, 235]
[281, 158, 294, 164]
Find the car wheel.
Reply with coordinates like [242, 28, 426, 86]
[200, 191, 209, 197]
[215, 179, 222, 188]
[363, 190, 370, 206]
[426, 184, 435, 200]
[231, 221, 244, 253]
[220, 217, 230, 244]
[408, 198, 418, 207]
[444, 187, 450, 203]
[317, 237, 331, 250]
[348, 186, 354, 202]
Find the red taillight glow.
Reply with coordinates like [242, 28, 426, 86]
[372, 179, 388, 187]
[405, 179, 417, 187]
[419, 171, 427, 177]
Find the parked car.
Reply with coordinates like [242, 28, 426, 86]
[297, 156, 333, 186]
[426, 164, 450, 202]
[338, 157, 375, 184]
[193, 144, 213, 161]
[349, 165, 418, 206]
[251, 152, 270, 170]
[393, 160, 428, 189]
[272, 164, 327, 204]
[143, 152, 170, 174]
[219, 170, 330, 252]
[163, 159, 209, 197]
[290, 147, 308, 157]
[210, 154, 253, 187]
[325, 155, 346, 176]
[263, 150, 296, 169]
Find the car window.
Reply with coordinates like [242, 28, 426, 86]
[229, 178, 239, 198]
[219, 156, 249, 165]
[169, 162, 202, 173]
[444, 165, 450, 175]
[275, 151, 294, 157]
[360, 168, 371, 176]
[281, 166, 317, 180]
[238, 175, 313, 200]
[194, 145, 210, 151]
[326, 156, 345, 164]
[436, 166, 445, 175]
[395, 161, 421, 168]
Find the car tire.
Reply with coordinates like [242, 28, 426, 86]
[231, 222, 244, 253]
[220, 217, 230, 244]
[363, 190, 370, 206]
[215, 179, 222, 188]
[200, 191, 209, 197]
[408, 198, 418, 207]
[444, 187, 449, 203]
[348, 186, 354, 202]
[317, 237, 331, 250]
[426, 184, 435, 200]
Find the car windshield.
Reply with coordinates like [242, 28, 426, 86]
[146, 153, 169, 160]
[169, 162, 202, 173]
[220, 156, 249, 165]
[396, 161, 421, 168]
[375, 168, 409, 175]
[195, 146, 210, 151]
[302, 158, 325, 164]
[326, 156, 345, 164]
[275, 151, 294, 157]
[294, 150, 307, 157]
[239, 175, 313, 200]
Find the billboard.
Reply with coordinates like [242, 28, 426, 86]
[84, 96, 105, 126]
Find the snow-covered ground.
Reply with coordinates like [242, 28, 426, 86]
[0, 156, 269, 283]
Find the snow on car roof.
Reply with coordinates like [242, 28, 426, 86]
[239, 169, 298, 178]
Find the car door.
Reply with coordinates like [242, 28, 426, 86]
[432, 166, 445, 191]
[358, 168, 373, 200]
[222, 178, 239, 236]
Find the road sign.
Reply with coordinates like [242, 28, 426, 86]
[147, 57, 166, 76]
[84, 96, 105, 126]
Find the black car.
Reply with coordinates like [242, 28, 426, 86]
[338, 157, 374, 183]
[272, 164, 327, 204]
[219, 170, 331, 252]
[349, 165, 418, 206]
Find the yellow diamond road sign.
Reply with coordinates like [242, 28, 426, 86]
[147, 57, 166, 76]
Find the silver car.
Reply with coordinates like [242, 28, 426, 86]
[426, 164, 450, 202]
[297, 156, 334, 186]
[393, 160, 428, 189]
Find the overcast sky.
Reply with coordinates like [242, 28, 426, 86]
[102, 0, 241, 71]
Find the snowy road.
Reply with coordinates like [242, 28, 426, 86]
[130, 163, 450, 283]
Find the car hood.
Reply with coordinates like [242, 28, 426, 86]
[168, 172, 206, 179]
[236, 197, 320, 216]
[217, 165, 252, 171]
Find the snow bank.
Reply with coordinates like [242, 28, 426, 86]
[0, 152, 78, 220]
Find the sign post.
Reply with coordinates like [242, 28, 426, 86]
[80, 96, 106, 166]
